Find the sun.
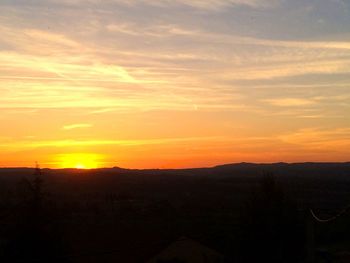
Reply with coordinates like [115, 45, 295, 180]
[75, 163, 86, 169]
[55, 153, 103, 169]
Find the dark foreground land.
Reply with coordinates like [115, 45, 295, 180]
[0, 162, 350, 262]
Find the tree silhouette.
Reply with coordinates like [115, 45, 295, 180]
[238, 173, 305, 263]
[2, 165, 68, 263]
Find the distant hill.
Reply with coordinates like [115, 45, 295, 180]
[211, 162, 350, 178]
[1, 162, 350, 179]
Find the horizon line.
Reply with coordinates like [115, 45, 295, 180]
[1, 161, 350, 171]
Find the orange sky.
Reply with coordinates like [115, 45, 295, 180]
[0, 0, 350, 168]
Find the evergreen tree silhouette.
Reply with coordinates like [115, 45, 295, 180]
[2, 164, 68, 263]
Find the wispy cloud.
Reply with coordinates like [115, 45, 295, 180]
[263, 98, 316, 107]
[62, 123, 93, 130]
[0, 136, 224, 149]
[47, 0, 278, 9]
[279, 128, 350, 151]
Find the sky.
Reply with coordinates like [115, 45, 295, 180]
[0, 0, 350, 168]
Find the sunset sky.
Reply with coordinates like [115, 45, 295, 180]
[1, 0, 350, 168]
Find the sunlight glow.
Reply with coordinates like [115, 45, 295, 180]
[56, 153, 103, 169]
[75, 163, 86, 169]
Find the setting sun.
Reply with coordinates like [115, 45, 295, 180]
[75, 163, 86, 169]
[55, 153, 103, 169]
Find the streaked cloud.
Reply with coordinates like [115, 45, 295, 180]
[62, 123, 93, 130]
[0, 136, 225, 149]
[134, 0, 278, 10]
[279, 128, 350, 151]
[46, 0, 279, 9]
[264, 98, 316, 107]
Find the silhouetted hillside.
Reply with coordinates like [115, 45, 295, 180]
[2, 162, 350, 179]
[0, 163, 350, 262]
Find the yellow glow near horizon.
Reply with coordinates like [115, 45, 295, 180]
[55, 153, 103, 169]
[75, 163, 86, 169]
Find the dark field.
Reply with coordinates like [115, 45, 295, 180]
[1, 163, 350, 262]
